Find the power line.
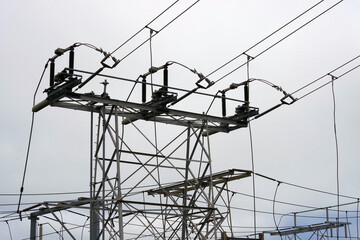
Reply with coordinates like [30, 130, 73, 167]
[2, 181, 176, 197]
[228, 202, 360, 220]
[17, 60, 50, 214]
[249, 54, 360, 120]
[0, 202, 43, 207]
[74, 1, 202, 90]
[296, 63, 360, 101]
[108, 0, 179, 57]
[1, 191, 89, 197]
[331, 70, 341, 240]
[291, 54, 360, 96]
[216, 186, 360, 214]
[107, 0, 200, 67]
[254, 172, 359, 200]
[205, 0, 325, 80]
[193, 191, 360, 221]
[2, 188, 358, 216]
[206, 0, 345, 87]
[214, 0, 344, 85]
[4, 168, 359, 202]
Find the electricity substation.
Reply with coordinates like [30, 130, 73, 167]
[18, 41, 354, 240]
[26, 45, 262, 239]
[11, 1, 360, 239]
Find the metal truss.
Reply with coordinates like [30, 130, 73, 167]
[88, 101, 253, 239]
[23, 51, 352, 240]
[26, 63, 258, 239]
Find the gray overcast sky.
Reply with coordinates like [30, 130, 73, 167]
[1, 0, 360, 239]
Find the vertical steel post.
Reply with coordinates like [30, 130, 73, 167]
[344, 224, 348, 238]
[90, 110, 93, 239]
[326, 207, 333, 237]
[294, 212, 297, 240]
[115, 107, 124, 239]
[90, 110, 100, 240]
[102, 107, 106, 240]
[29, 215, 38, 240]
[39, 224, 43, 240]
[90, 205, 100, 240]
[182, 126, 191, 240]
[205, 120, 216, 239]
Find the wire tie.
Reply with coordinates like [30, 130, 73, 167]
[243, 52, 254, 61]
[145, 25, 159, 34]
[328, 73, 338, 80]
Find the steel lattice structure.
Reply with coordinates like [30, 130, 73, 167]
[24, 46, 262, 239]
[20, 45, 353, 240]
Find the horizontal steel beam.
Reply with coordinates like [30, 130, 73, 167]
[147, 169, 251, 195]
[52, 102, 240, 132]
[28, 198, 91, 218]
[120, 200, 216, 211]
[64, 92, 247, 126]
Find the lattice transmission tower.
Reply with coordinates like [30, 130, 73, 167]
[26, 46, 260, 239]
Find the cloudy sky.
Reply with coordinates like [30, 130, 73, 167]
[1, 0, 360, 239]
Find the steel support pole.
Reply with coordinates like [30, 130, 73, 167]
[115, 107, 124, 239]
[102, 107, 106, 240]
[294, 213, 297, 240]
[206, 120, 217, 239]
[90, 207, 100, 240]
[182, 126, 190, 240]
[90, 110, 100, 240]
[39, 224, 43, 240]
[29, 215, 38, 240]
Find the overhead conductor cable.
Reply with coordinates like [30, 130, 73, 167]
[170, 0, 340, 106]
[205, 0, 325, 81]
[17, 59, 50, 214]
[77, 0, 201, 90]
[208, 0, 343, 85]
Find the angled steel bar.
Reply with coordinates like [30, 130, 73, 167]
[44, 204, 76, 240]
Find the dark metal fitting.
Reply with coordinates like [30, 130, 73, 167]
[328, 73, 338, 80]
[243, 52, 254, 60]
[281, 94, 297, 105]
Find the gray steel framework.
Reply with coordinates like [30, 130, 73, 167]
[20, 48, 352, 239]
[26, 64, 259, 239]
[86, 101, 252, 239]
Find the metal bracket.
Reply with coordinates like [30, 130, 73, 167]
[281, 94, 297, 105]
